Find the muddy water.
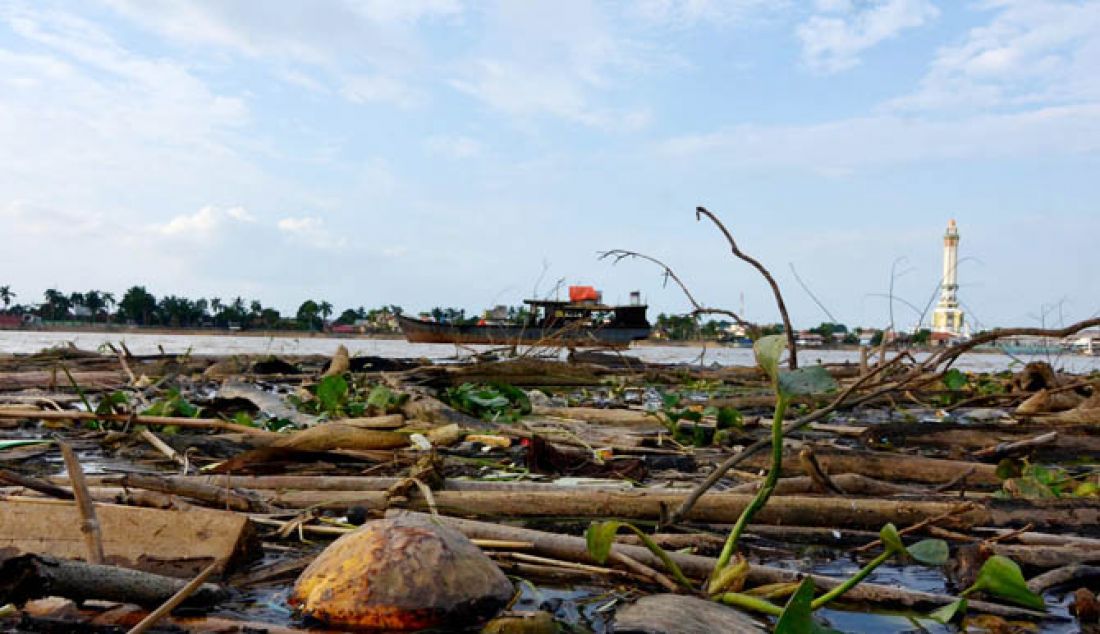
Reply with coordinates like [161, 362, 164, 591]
[3, 330, 1099, 373]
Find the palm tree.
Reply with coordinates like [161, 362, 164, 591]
[83, 290, 105, 322]
[118, 286, 156, 325]
[69, 292, 85, 321]
[102, 292, 116, 323]
[0, 286, 14, 313]
[297, 300, 320, 331]
[229, 296, 246, 327]
[42, 289, 70, 320]
[318, 301, 333, 324]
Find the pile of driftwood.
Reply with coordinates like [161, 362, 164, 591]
[0, 330, 1098, 632]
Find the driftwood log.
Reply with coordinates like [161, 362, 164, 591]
[244, 489, 1100, 531]
[0, 554, 226, 607]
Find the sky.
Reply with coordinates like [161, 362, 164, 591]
[1, 0, 1098, 330]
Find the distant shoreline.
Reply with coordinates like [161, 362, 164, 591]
[0, 325, 406, 341]
[0, 326, 1028, 357]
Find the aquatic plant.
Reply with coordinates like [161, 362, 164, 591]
[444, 382, 531, 422]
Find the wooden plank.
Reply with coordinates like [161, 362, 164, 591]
[0, 370, 127, 391]
[0, 500, 258, 578]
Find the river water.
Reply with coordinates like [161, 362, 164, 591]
[2, 330, 1099, 373]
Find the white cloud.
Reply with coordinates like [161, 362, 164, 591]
[797, 0, 939, 73]
[631, 0, 782, 27]
[661, 103, 1100, 172]
[156, 206, 255, 239]
[277, 216, 347, 249]
[890, 0, 1100, 111]
[448, 1, 659, 130]
[451, 59, 652, 131]
[0, 201, 106, 238]
[100, 0, 453, 107]
[355, 0, 462, 23]
[340, 73, 422, 107]
[225, 206, 256, 222]
[425, 135, 483, 159]
[0, 7, 263, 241]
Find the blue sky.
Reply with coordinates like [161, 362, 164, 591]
[1, 0, 1098, 329]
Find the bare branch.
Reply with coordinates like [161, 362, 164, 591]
[922, 316, 1100, 372]
[789, 263, 839, 325]
[599, 249, 757, 336]
[695, 207, 797, 369]
[663, 353, 910, 527]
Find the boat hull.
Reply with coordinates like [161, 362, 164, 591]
[397, 316, 649, 348]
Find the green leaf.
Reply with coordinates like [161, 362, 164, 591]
[777, 366, 838, 398]
[1074, 481, 1099, 497]
[585, 521, 618, 564]
[95, 391, 130, 416]
[231, 412, 255, 428]
[964, 555, 1045, 611]
[366, 385, 396, 410]
[942, 368, 968, 391]
[907, 539, 949, 566]
[1003, 476, 1058, 499]
[928, 598, 967, 624]
[584, 520, 693, 590]
[468, 391, 510, 409]
[490, 382, 532, 415]
[315, 375, 348, 414]
[716, 406, 742, 430]
[774, 577, 816, 634]
[754, 334, 787, 382]
[879, 523, 906, 555]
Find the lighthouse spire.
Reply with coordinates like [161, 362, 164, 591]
[932, 219, 965, 338]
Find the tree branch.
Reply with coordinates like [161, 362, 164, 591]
[599, 249, 757, 336]
[695, 207, 797, 369]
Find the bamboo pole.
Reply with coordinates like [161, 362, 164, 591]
[0, 408, 270, 435]
[127, 559, 222, 634]
[59, 442, 104, 564]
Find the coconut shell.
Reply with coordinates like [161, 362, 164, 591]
[290, 515, 512, 630]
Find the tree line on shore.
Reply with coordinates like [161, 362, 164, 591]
[0, 285, 912, 342]
[0, 285, 424, 332]
[653, 313, 918, 345]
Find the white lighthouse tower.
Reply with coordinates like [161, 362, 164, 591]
[931, 219, 965, 337]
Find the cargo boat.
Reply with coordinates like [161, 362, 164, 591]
[399, 287, 651, 349]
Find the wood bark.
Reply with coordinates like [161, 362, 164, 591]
[112, 473, 271, 513]
[735, 446, 1001, 487]
[531, 406, 662, 427]
[260, 488, 1100, 530]
[0, 408, 267, 435]
[0, 370, 126, 392]
[0, 554, 226, 607]
[74, 474, 635, 493]
[59, 442, 104, 565]
[987, 543, 1100, 569]
[727, 472, 919, 496]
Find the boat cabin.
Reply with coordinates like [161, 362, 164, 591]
[521, 298, 649, 330]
